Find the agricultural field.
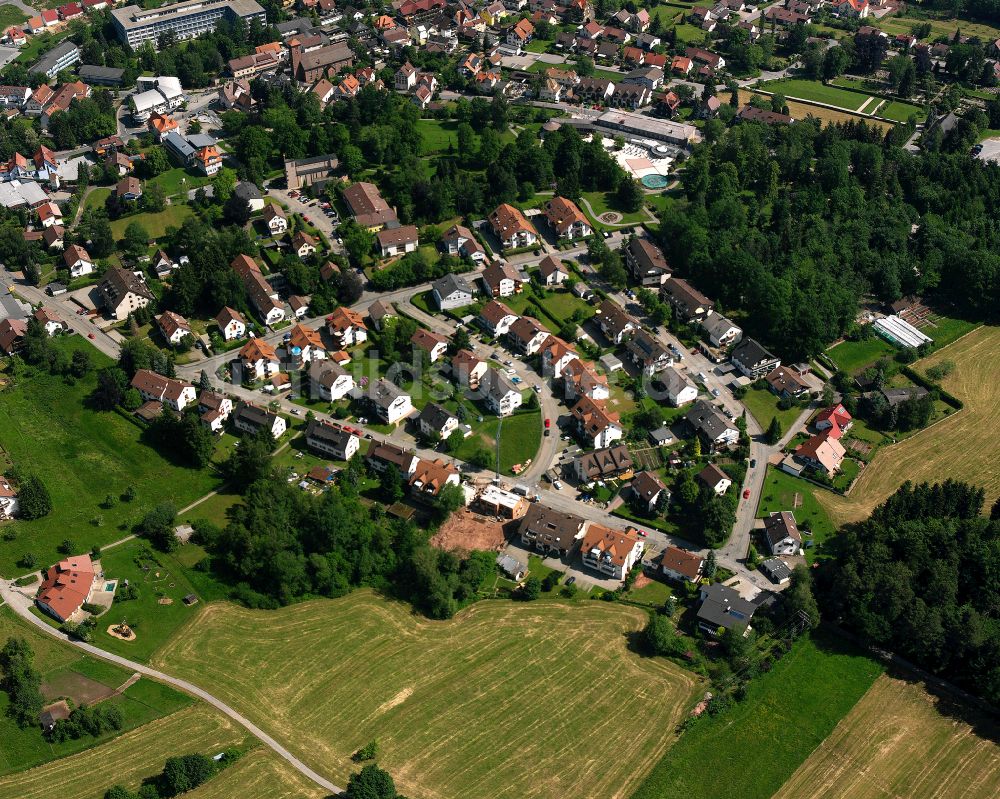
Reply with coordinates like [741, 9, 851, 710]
[186, 750, 327, 799]
[0, 340, 221, 577]
[758, 79, 871, 111]
[877, 13, 1000, 44]
[756, 467, 837, 561]
[153, 591, 702, 799]
[631, 633, 884, 799]
[773, 675, 1000, 799]
[0, 705, 250, 799]
[821, 325, 1000, 525]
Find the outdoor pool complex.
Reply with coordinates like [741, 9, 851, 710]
[641, 174, 669, 189]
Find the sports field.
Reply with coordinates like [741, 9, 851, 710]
[186, 750, 326, 799]
[154, 591, 701, 799]
[773, 675, 1000, 799]
[0, 705, 249, 799]
[820, 325, 1000, 525]
[758, 79, 871, 111]
[738, 91, 893, 133]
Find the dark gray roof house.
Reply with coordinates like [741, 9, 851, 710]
[697, 583, 757, 635]
[730, 337, 780, 380]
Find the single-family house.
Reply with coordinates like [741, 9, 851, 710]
[36, 554, 95, 622]
[765, 365, 809, 399]
[156, 311, 192, 345]
[815, 404, 852, 437]
[308, 360, 354, 402]
[232, 403, 287, 439]
[660, 367, 698, 406]
[231, 254, 285, 326]
[431, 273, 474, 310]
[33, 307, 67, 337]
[572, 395, 622, 449]
[366, 299, 395, 332]
[451, 348, 487, 390]
[697, 463, 732, 495]
[376, 225, 419, 257]
[441, 224, 486, 262]
[367, 377, 413, 424]
[62, 244, 94, 278]
[0, 319, 26, 354]
[630, 470, 668, 512]
[367, 442, 419, 477]
[418, 402, 459, 440]
[97, 267, 154, 320]
[660, 546, 704, 584]
[701, 314, 742, 348]
[595, 299, 638, 345]
[507, 316, 549, 355]
[291, 230, 317, 258]
[764, 511, 801, 556]
[411, 327, 448, 363]
[686, 400, 739, 449]
[325, 306, 367, 348]
[481, 261, 524, 297]
[215, 307, 247, 341]
[263, 204, 288, 235]
[794, 431, 846, 477]
[287, 323, 325, 364]
[626, 330, 672, 376]
[237, 338, 280, 381]
[408, 458, 460, 500]
[697, 583, 756, 636]
[479, 299, 519, 337]
[197, 390, 232, 433]
[537, 254, 569, 286]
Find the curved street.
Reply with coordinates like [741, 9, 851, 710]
[0, 582, 343, 796]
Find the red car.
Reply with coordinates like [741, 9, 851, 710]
[87, 332, 95, 339]
[743, 488, 751, 499]
[544, 418, 551, 429]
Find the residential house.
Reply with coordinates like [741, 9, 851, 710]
[610, 83, 651, 109]
[507, 316, 549, 355]
[765, 365, 809, 399]
[33, 307, 66, 337]
[418, 402, 459, 440]
[480, 368, 523, 416]
[697, 463, 732, 495]
[626, 330, 672, 376]
[595, 299, 638, 345]
[625, 236, 670, 286]
[408, 458, 460, 500]
[130, 369, 196, 411]
[686, 400, 739, 449]
[572, 395, 622, 449]
[539, 78, 563, 102]
[376, 225, 419, 257]
[411, 327, 448, 363]
[574, 76, 614, 103]
[660, 546, 704, 584]
[367, 442, 419, 476]
[291, 230, 317, 258]
[478, 485, 528, 519]
[481, 261, 524, 297]
[451, 348, 487, 390]
[147, 111, 178, 141]
[366, 299, 396, 332]
[215, 307, 247, 341]
[234, 181, 265, 212]
[815, 404, 852, 437]
[305, 419, 360, 460]
[97, 267, 154, 320]
[684, 46, 726, 70]
[478, 300, 519, 337]
[537, 254, 569, 285]
[431, 273, 474, 310]
[764, 511, 801, 556]
[542, 195, 591, 239]
[42, 226, 65, 251]
[581, 524, 644, 581]
[36, 202, 62, 229]
[660, 367, 698, 406]
[0, 318, 26, 354]
[833, 0, 869, 18]
[794, 431, 846, 477]
[539, 335, 577, 379]
[563, 358, 609, 402]
[325, 306, 367, 348]
[662, 277, 714, 321]
[287, 323, 325, 364]
[288, 295, 309, 319]
[156, 311, 191, 345]
[731, 337, 780, 380]
[737, 105, 794, 125]
[519, 503, 585, 556]
[395, 61, 417, 90]
[237, 338, 280, 380]
[507, 18, 534, 49]
[574, 443, 634, 483]
[232, 403, 287, 439]
[36, 554, 95, 622]
[488, 203, 538, 249]
[342, 181, 397, 231]
[231, 253, 284, 326]
[264, 204, 288, 235]
[367, 377, 414, 424]
[701, 314, 742, 347]
[697, 583, 756, 636]
[115, 176, 142, 202]
[308, 360, 355, 401]
[630, 470, 667, 512]
[198, 390, 232, 433]
[671, 55, 693, 75]
[62, 244, 94, 278]
[441, 224, 486, 262]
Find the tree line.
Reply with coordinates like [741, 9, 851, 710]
[816, 480, 1000, 703]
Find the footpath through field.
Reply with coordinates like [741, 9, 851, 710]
[0, 582, 344, 796]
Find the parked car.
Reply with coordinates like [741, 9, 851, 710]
[750, 458, 756, 467]
[553, 480, 563, 490]
[544, 418, 551, 428]
[743, 488, 751, 499]
[711, 388, 720, 397]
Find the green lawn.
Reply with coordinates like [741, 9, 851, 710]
[503, 287, 595, 326]
[757, 79, 871, 111]
[95, 538, 229, 662]
[625, 579, 673, 607]
[0, 4, 27, 30]
[580, 190, 649, 227]
[83, 187, 111, 212]
[415, 119, 460, 156]
[630, 632, 883, 799]
[0, 605, 192, 776]
[148, 168, 211, 198]
[179, 491, 242, 528]
[877, 100, 924, 123]
[825, 336, 896, 374]
[756, 467, 837, 561]
[450, 407, 541, 474]
[876, 13, 1000, 44]
[0, 339, 221, 577]
[740, 388, 805, 432]
[924, 314, 979, 349]
[524, 38, 552, 53]
[110, 204, 195, 240]
[672, 22, 706, 44]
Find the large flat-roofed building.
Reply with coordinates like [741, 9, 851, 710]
[112, 0, 266, 49]
[29, 41, 81, 80]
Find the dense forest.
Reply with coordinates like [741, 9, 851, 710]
[816, 480, 1000, 703]
[662, 119, 999, 359]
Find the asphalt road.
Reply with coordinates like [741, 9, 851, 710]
[0, 582, 343, 795]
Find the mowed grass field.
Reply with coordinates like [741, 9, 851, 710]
[631, 633, 883, 799]
[153, 591, 702, 799]
[0, 705, 249, 799]
[820, 325, 1000, 525]
[186, 750, 326, 799]
[773, 675, 1000, 799]
[758, 79, 871, 111]
[738, 91, 893, 133]
[0, 340, 221, 576]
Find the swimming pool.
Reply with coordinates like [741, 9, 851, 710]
[641, 174, 669, 189]
[105, 581, 116, 592]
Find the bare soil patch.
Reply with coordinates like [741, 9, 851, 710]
[430, 509, 510, 554]
[41, 672, 117, 705]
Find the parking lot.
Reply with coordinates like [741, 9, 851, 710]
[977, 137, 1000, 164]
